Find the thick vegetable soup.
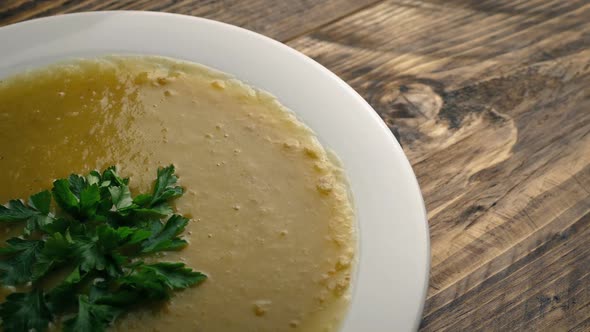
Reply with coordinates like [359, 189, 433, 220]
[0, 57, 355, 332]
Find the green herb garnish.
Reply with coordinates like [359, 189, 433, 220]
[0, 165, 206, 332]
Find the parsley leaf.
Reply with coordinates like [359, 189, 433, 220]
[0, 290, 52, 332]
[109, 185, 134, 211]
[0, 191, 55, 235]
[86, 171, 102, 186]
[89, 281, 140, 307]
[46, 267, 86, 314]
[29, 190, 51, 215]
[131, 203, 173, 217]
[80, 184, 101, 219]
[149, 165, 184, 207]
[118, 262, 203, 301]
[53, 176, 103, 221]
[101, 166, 128, 187]
[141, 215, 188, 253]
[33, 233, 74, 280]
[63, 295, 121, 332]
[68, 174, 88, 198]
[0, 165, 206, 331]
[117, 226, 152, 245]
[0, 199, 36, 221]
[0, 238, 44, 285]
[73, 234, 125, 278]
[52, 179, 80, 216]
[141, 262, 207, 289]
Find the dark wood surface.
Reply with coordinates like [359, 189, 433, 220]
[1, 1, 589, 331]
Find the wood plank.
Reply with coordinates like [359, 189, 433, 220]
[285, 0, 590, 329]
[0, 0, 381, 42]
[428, 211, 590, 331]
[420, 169, 590, 330]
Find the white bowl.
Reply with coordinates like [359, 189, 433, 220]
[0, 12, 429, 332]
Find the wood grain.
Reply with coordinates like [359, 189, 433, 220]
[286, 0, 590, 330]
[1, 0, 589, 330]
[0, 0, 380, 41]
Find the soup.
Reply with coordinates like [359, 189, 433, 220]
[0, 57, 356, 332]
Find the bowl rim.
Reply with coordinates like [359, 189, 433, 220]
[0, 11, 430, 331]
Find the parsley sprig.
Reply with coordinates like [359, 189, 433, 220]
[0, 165, 206, 332]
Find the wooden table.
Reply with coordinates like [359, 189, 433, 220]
[2, 1, 589, 331]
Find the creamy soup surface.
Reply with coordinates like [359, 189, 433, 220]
[0, 57, 356, 332]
